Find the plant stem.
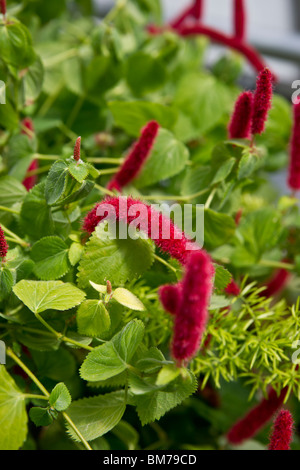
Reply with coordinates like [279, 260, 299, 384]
[0, 224, 29, 248]
[34, 153, 60, 161]
[259, 260, 295, 271]
[95, 183, 115, 197]
[7, 348, 92, 451]
[205, 187, 217, 209]
[0, 205, 20, 215]
[23, 394, 49, 401]
[154, 254, 178, 273]
[34, 312, 93, 351]
[43, 49, 78, 68]
[67, 95, 85, 128]
[88, 157, 123, 164]
[25, 165, 52, 178]
[99, 168, 119, 175]
[144, 188, 210, 202]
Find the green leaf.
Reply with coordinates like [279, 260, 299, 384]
[212, 157, 236, 184]
[13, 280, 86, 314]
[0, 21, 35, 68]
[68, 242, 84, 266]
[68, 161, 89, 183]
[238, 151, 260, 180]
[214, 265, 232, 291]
[0, 266, 15, 301]
[29, 407, 54, 427]
[49, 383, 72, 411]
[77, 300, 111, 337]
[80, 320, 144, 382]
[132, 370, 197, 425]
[22, 55, 44, 102]
[45, 160, 69, 205]
[209, 295, 231, 310]
[126, 52, 167, 95]
[67, 391, 126, 441]
[135, 128, 189, 188]
[20, 182, 54, 240]
[31, 236, 70, 280]
[0, 366, 28, 450]
[31, 349, 76, 381]
[204, 209, 236, 250]
[0, 175, 27, 209]
[108, 101, 178, 137]
[112, 288, 145, 311]
[156, 365, 181, 386]
[77, 225, 154, 288]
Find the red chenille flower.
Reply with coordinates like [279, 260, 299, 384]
[227, 386, 287, 445]
[0, 226, 8, 260]
[225, 279, 240, 296]
[268, 409, 293, 451]
[228, 91, 253, 139]
[21, 118, 38, 191]
[107, 121, 159, 191]
[288, 103, 300, 191]
[251, 68, 273, 136]
[163, 250, 214, 364]
[263, 268, 290, 298]
[234, 0, 246, 41]
[0, 0, 6, 16]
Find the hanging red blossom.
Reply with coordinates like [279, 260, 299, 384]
[160, 250, 214, 364]
[227, 386, 287, 445]
[288, 103, 300, 191]
[234, 0, 246, 41]
[251, 68, 273, 136]
[268, 409, 293, 451]
[74, 136, 81, 162]
[0, 0, 6, 16]
[235, 208, 243, 226]
[228, 91, 253, 139]
[169, 0, 203, 29]
[262, 268, 290, 298]
[107, 121, 159, 192]
[0, 226, 8, 261]
[21, 118, 38, 191]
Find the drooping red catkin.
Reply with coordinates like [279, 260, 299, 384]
[288, 103, 300, 191]
[227, 386, 288, 445]
[21, 118, 38, 191]
[169, 0, 203, 29]
[0, 226, 8, 261]
[165, 250, 214, 364]
[235, 208, 243, 226]
[251, 68, 273, 136]
[107, 121, 159, 192]
[74, 136, 81, 162]
[0, 0, 6, 16]
[234, 0, 246, 41]
[263, 268, 290, 298]
[228, 91, 253, 140]
[225, 279, 240, 296]
[83, 196, 194, 265]
[268, 410, 293, 451]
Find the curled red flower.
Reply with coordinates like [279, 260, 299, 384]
[234, 0, 246, 41]
[263, 268, 290, 298]
[0, 226, 8, 261]
[82, 196, 193, 265]
[107, 121, 159, 192]
[288, 103, 300, 191]
[251, 68, 273, 136]
[161, 250, 214, 365]
[269, 409, 293, 451]
[0, 0, 6, 16]
[21, 118, 38, 191]
[228, 91, 253, 139]
[74, 136, 81, 162]
[227, 386, 287, 445]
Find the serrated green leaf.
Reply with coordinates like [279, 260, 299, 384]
[209, 295, 231, 310]
[20, 182, 54, 240]
[80, 320, 144, 382]
[66, 391, 126, 441]
[68, 242, 84, 266]
[0, 175, 27, 209]
[13, 280, 86, 314]
[29, 407, 53, 427]
[135, 129, 189, 188]
[238, 151, 259, 180]
[0, 366, 28, 450]
[31, 236, 70, 280]
[112, 288, 145, 311]
[77, 224, 154, 288]
[214, 265, 232, 291]
[77, 300, 111, 337]
[45, 160, 69, 205]
[49, 383, 71, 411]
[0, 266, 15, 301]
[68, 161, 89, 183]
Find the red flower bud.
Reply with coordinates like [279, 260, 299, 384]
[234, 0, 246, 41]
[288, 103, 300, 191]
[74, 136, 81, 162]
[228, 91, 253, 139]
[269, 409, 293, 451]
[21, 118, 38, 191]
[0, 226, 8, 261]
[263, 268, 290, 298]
[0, 0, 6, 16]
[107, 121, 159, 192]
[251, 68, 273, 136]
[225, 279, 240, 296]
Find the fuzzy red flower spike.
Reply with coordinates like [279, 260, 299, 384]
[74, 136, 81, 162]
[288, 102, 300, 192]
[251, 68, 273, 136]
[228, 91, 253, 139]
[0, 226, 8, 262]
[21, 118, 39, 191]
[268, 409, 293, 451]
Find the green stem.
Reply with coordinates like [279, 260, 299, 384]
[25, 165, 52, 178]
[88, 157, 123, 164]
[154, 254, 178, 273]
[7, 348, 92, 451]
[66, 95, 85, 129]
[34, 312, 93, 351]
[43, 49, 78, 68]
[0, 224, 29, 248]
[95, 183, 115, 197]
[259, 260, 295, 271]
[144, 188, 209, 202]
[0, 206, 20, 215]
[205, 187, 217, 209]
[99, 168, 119, 175]
[34, 153, 59, 161]
[23, 394, 49, 401]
